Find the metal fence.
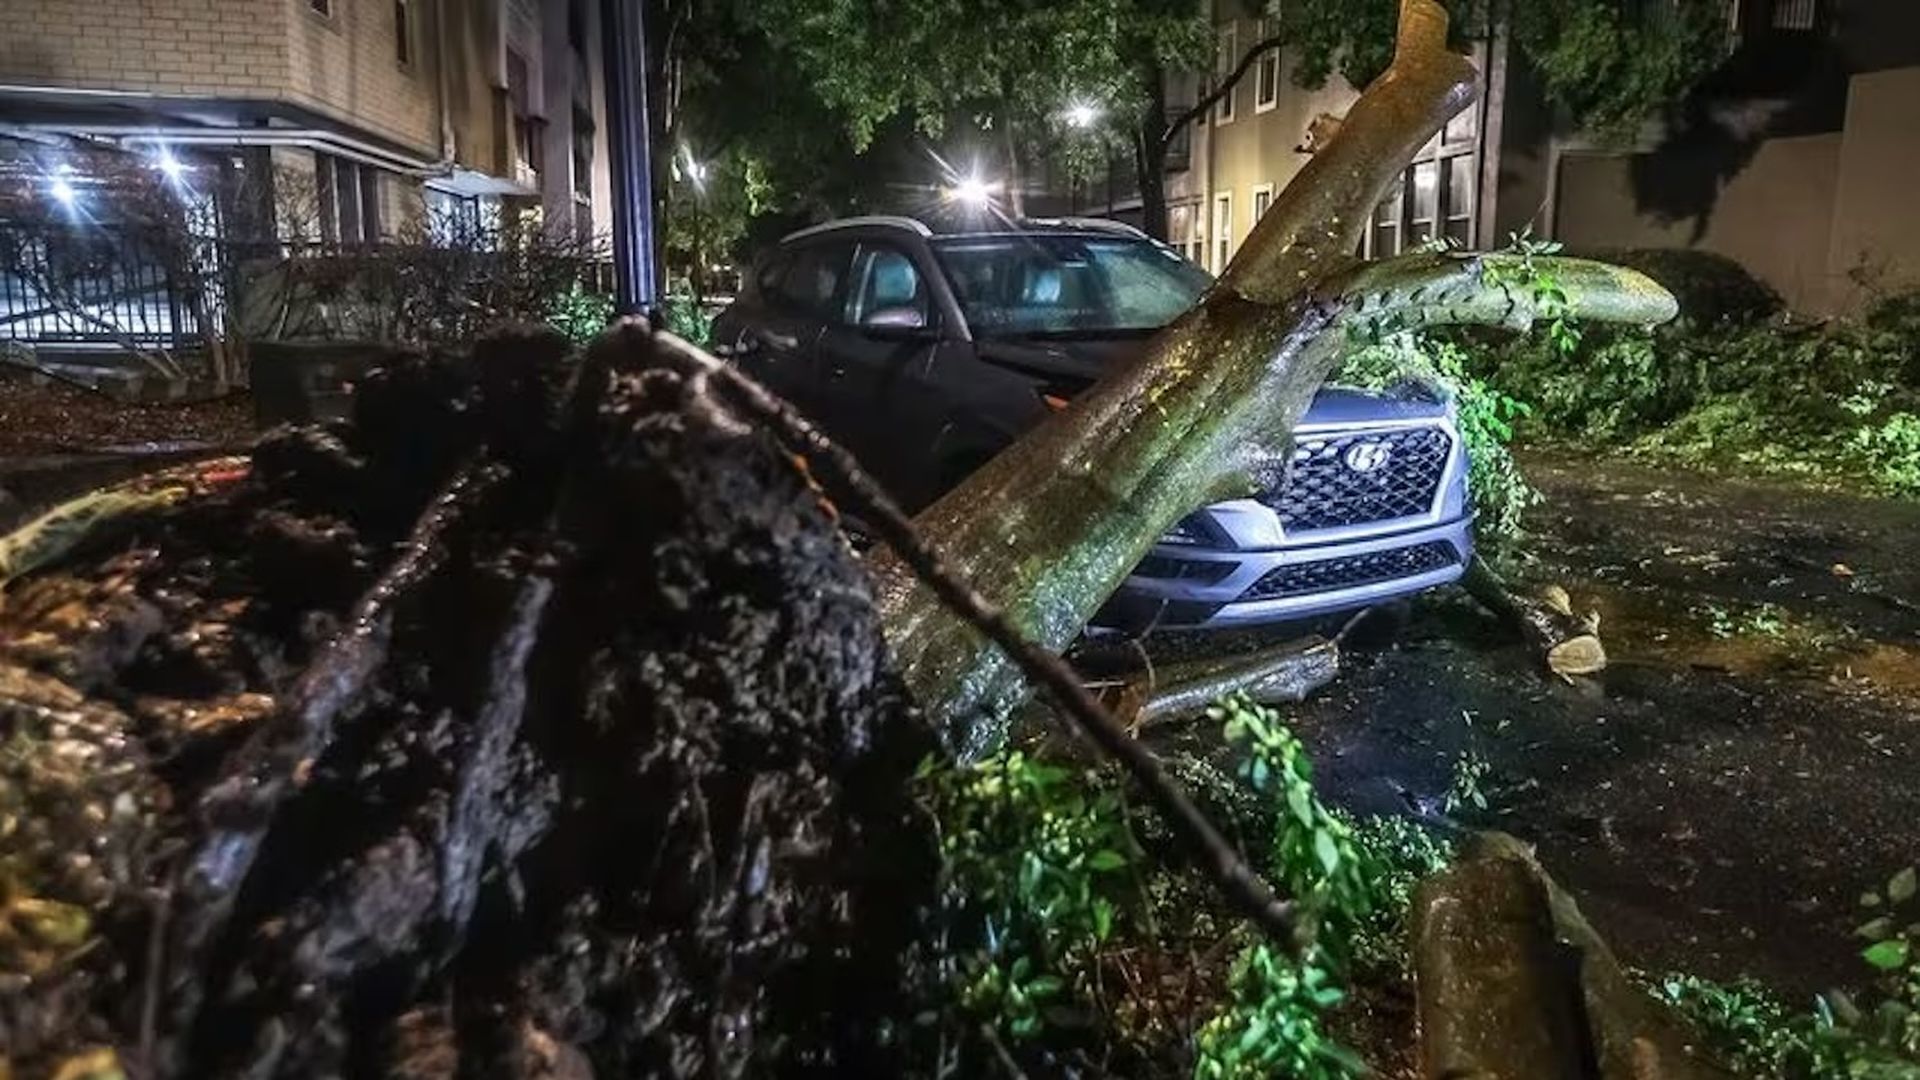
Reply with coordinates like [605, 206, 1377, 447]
[0, 220, 225, 352]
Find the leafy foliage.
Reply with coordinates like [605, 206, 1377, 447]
[741, 0, 1208, 178]
[924, 695, 1458, 1075]
[1657, 865, 1920, 1078]
[920, 751, 1139, 1040]
[1192, 941, 1365, 1079]
[1273, 0, 1732, 143]
[1472, 293, 1920, 497]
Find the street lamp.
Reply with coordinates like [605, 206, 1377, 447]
[944, 173, 1002, 207]
[1065, 102, 1100, 129]
[48, 176, 77, 208]
[155, 147, 186, 182]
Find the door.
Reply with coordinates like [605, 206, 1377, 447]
[815, 240, 948, 501]
[731, 241, 851, 424]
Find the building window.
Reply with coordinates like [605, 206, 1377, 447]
[1214, 24, 1237, 126]
[1252, 183, 1274, 224]
[1212, 191, 1233, 272]
[309, 0, 331, 16]
[1365, 137, 1475, 256]
[1772, 0, 1816, 30]
[1254, 19, 1280, 113]
[313, 153, 383, 244]
[1170, 203, 1203, 264]
[394, 0, 414, 66]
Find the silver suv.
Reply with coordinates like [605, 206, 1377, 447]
[713, 214, 1473, 631]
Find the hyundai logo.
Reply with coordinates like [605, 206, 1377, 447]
[1343, 441, 1393, 473]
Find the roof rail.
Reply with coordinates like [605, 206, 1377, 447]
[1025, 216, 1148, 238]
[781, 215, 933, 243]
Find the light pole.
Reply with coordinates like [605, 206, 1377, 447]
[601, 0, 659, 315]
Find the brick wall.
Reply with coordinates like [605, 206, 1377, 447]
[285, 0, 439, 157]
[0, 0, 439, 160]
[0, 0, 290, 97]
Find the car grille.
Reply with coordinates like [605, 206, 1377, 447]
[1238, 541, 1459, 603]
[1263, 426, 1452, 532]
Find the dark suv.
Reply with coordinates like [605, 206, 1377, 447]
[713, 215, 1473, 630]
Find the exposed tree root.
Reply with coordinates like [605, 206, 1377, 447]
[1, 328, 938, 1078]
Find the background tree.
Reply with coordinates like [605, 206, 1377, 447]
[739, 0, 1209, 215]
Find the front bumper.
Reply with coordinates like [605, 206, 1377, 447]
[1098, 513, 1475, 631]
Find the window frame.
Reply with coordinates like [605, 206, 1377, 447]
[307, 0, 333, 18]
[394, 0, 415, 69]
[769, 241, 855, 321]
[1251, 182, 1274, 225]
[844, 241, 932, 330]
[1253, 18, 1280, 114]
[1212, 190, 1233, 273]
[1213, 23, 1237, 126]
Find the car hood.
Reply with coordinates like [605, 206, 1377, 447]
[975, 334, 1454, 423]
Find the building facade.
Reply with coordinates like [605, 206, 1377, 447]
[0, 0, 611, 242]
[1073, 0, 1920, 316]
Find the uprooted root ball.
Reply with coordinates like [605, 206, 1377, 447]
[0, 325, 939, 1079]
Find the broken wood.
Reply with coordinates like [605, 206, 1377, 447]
[1111, 636, 1342, 730]
[1412, 832, 1736, 1079]
[1461, 557, 1607, 678]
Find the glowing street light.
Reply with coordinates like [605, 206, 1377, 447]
[1065, 102, 1100, 129]
[943, 173, 1002, 207]
[155, 147, 186, 181]
[48, 176, 77, 207]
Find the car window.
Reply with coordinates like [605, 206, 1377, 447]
[930, 234, 1210, 338]
[770, 243, 851, 319]
[846, 244, 929, 326]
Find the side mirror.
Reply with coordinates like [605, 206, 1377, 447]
[860, 305, 934, 341]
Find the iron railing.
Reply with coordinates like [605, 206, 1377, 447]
[0, 221, 226, 351]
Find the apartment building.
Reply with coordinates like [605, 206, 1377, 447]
[0, 0, 611, 242]
[1077, 0, 1920, 315]
[1074, 8, 1522, 277]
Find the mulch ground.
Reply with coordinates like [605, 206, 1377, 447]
[0, 368, 255, 457]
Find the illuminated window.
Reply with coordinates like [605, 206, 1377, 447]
[1254, 19, 1280, 113]
[1214, 24, 1237, 125]
[1212, 191, 1233, 272]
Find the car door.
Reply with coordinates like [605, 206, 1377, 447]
[814, 240, 950, 501]
[730, 241, 851, 425]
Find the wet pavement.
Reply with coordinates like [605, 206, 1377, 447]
[1155, 452, 1920, 998]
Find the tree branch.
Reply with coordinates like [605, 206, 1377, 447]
[645, 326, 1304, 950]
[1159, 33, 1286, 154]
[1223, 0, 1478, 304]
[1324, 251, 1681, 338]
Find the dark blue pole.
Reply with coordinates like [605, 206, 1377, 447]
[601, 0, 657, 314]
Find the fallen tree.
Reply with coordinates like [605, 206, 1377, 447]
[1, 4, 1684, 1075]
[874, 0, 1675, 756]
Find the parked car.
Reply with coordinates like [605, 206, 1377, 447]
[712, 215, 1473, 630]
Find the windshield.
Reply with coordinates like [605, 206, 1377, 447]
[930, 234, 1211, 338]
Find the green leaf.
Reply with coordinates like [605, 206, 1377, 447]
[1314, 830, 1342, 875]
[1862, 939, 1909, 971]
[1087, 849, 1127, 872]
[1855, 916, 1894, 941]
[1863, 891, 1884, 908]
[1286, 785, 1315, 827]
[1889, 866, 1917, 904]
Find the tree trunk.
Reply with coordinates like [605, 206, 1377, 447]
[1135, 62, 1171, 240]
[1001, 110, 1027, 218]
[874, 0, 1678, 756]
